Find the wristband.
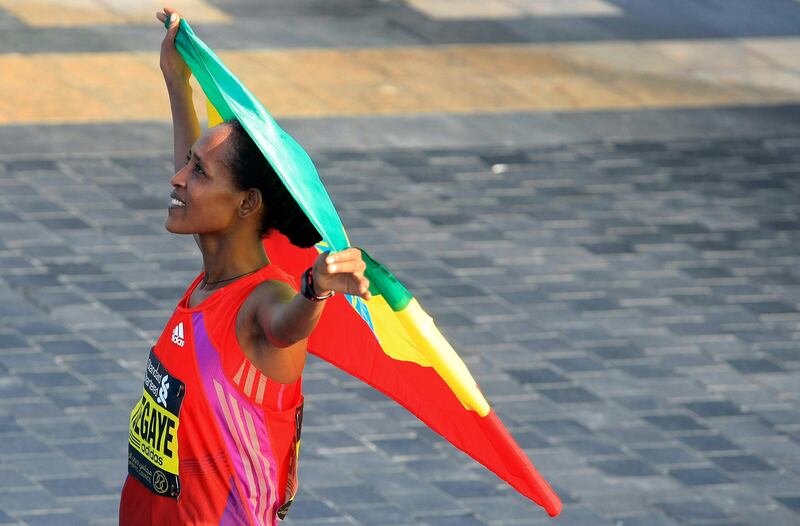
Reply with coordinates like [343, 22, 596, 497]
[301, 267, 335, 302]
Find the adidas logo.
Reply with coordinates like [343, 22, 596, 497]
[171, 322, 185, 347]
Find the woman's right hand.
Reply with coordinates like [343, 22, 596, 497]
[156, 7, 190, 84]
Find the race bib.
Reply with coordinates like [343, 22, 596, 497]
[128, 347, 185, 499]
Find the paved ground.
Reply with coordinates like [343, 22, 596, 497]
[0, 1, 799, 525]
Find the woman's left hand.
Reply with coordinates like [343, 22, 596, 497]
[312, 248, 371, 301]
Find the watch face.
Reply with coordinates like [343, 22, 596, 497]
[300, 268, 314, 299]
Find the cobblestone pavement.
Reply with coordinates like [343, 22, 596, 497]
[1, 132, 800, 526]
[1, 1, 800, 526]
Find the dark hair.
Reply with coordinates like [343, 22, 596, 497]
[224, 119, 322, 248]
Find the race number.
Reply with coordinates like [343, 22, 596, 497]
[128, 347, 185, 499]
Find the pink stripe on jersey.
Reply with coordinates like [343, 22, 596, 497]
[244, 363, 257, 396]
[277, 385, 285, 412]
[242, 398, 279, 519]
[255, 376, 267, 405]
[213, 380, 259, 513]
[192, 312, 280, 526]
[227, 389, 271, 521]
[233, 359, 247, 385]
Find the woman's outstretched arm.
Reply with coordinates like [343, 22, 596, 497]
[262, 248, 371, 344]
[156, 8, 200, 173]
[250, 248, 371, 383]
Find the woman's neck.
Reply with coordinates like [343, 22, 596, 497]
[196, 231, 269, 290]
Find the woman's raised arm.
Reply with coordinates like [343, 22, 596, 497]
[156, 8, 201, 173]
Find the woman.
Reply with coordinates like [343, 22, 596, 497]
[118, 8, 371, 525]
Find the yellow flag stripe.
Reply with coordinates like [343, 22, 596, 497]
[367, 297, 490, 416]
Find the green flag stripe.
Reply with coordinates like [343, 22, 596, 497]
[360, 249, 413, 312]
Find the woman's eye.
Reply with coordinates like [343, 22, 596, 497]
[184, 154, 191, 165]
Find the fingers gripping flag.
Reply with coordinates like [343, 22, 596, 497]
[167, 19, 562, 517]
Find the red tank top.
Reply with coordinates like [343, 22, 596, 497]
[119, 263, 303, 526]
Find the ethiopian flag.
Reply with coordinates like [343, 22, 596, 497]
[169, 19, 562, 517]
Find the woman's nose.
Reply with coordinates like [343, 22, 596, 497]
[170, 164, 188, 186]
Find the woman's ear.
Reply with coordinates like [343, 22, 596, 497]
[239, 188, 263, 218]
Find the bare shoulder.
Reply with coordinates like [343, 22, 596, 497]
[248, 279, 296, 305]
[240, 279, 295, 321]
[237, 279, 296, 341]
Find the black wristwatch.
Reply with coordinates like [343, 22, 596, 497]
[301, 267, 335, 302]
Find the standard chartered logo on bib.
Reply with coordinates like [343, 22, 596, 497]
[157, 375, 170, 407]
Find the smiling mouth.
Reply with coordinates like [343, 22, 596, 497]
[169, 197, 186, 209]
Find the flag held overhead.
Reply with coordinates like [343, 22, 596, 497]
[167, 17, 562, 518]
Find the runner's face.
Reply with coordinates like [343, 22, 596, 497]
[165, 124, 244, 235]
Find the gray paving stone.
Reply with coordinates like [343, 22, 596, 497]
[68, 496, 120, 523]
[21, 418, 101, 443]
[58, 439, 124, 461]
[655, 500, 732, 522]
[559, 437, 625, 457]
[642, 414, 708, 432]
[620, 364, 678, 379]
[709, 454, 776, 473]
[756, 409, 800, 428]
[529, 504, 613, 525]
[419, 514, 487, 526]
[433, 480, 502, 499]
[63, 358, 128, 376]
[19, 371, 85, 388]
[726, 358, 787, 374]
[612, 394, 672, 412]
[589, 344, 645, 360]
[600, 425, 671, 446]
[0, 487, 63, 516]
[368, 437, 438, 459]
[38, 476, 109, 497]
[346, 504, 410, 525]
[0, 377, 38, 399]
[547, 355, 606, 373]
[611, 513, 681, 526]
[0, 415, 23, 433]
[46, 388, 113, 410]
[591, 458, 657, 477]
[377, 487, 465, 516]
[774, 495, 800, 513]
[736, 506, 800, 526]
[668, 467, 734, 486]
[18, 512, 88, 526]
[12, 320, 70, 338]
[632, 445, 701, 465]
[38, 339, 101, 357]
[311, 484, 386, 506]
[681, 400, 744, 417]
[507, 367, 568, 385]
[537, 386, 602, 404]
[0, 333, 30, 349]
[0, 399, 64, 421]
[464, 495, 551, 522]
[712, 417, 786, 438]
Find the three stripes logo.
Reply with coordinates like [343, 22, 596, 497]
[171, 322, 185, 347]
